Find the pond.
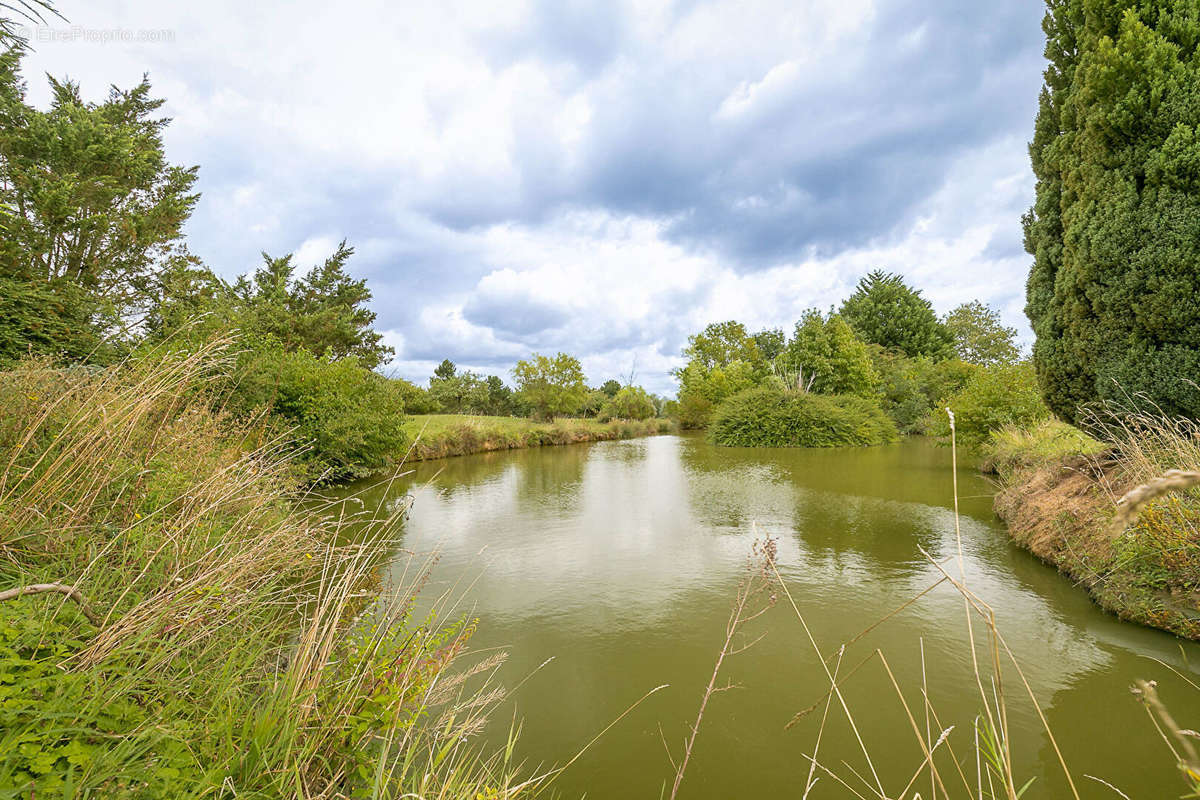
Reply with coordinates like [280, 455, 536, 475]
[343, 434, 1200, 799]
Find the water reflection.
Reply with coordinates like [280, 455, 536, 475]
[337, 434, 1200, 799]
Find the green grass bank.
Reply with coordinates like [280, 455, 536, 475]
[983, 417, 1200, 640]
[0, 349, 522, 797]
[403, 414, 675, 461]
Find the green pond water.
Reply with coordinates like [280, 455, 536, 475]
[342, 434, 1200, 799]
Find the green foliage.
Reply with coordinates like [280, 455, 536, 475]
[840, 270, 953, 359]
[674, 359, 762, 429]
[710, 386, 898, 448]
[777, 310, 878, 398]
[1025, 1, 1200, 422]
[148, 243, 393, 370]
[394, 377, 438, 414]
[673, 322, 769, 429]
[483, 374, 516, 415]
[0, 351, 516, 797]
[0, 48, 198, 362]
[600, 385, 656, 421]
[981, 418, 1105, 476]
[428, 370, 487, 414]
[943, 301, 1020, 366]
[226, 347, 408, 482]
[511, 352, 588, 420]
[680, 320, 764, 371]
[0, 274, 106, 364]
[871, 348, 978, 434]
[928, 361, 1049, 445]
[599, 379, 622, 398]
[579, 388, 608, 418]
[751, 328, 786, 361]
[434, 358, 456, 380]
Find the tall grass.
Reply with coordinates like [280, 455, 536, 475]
[983, 403, 1200, 639]
[0, 342, 526, 797]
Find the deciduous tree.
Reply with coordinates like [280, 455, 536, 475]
[944, 301, 1020, 366]
[512, 352, 588, 420]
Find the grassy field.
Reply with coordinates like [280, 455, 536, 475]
[984, 416, 1200, 639]
[402, 414, 675, 461]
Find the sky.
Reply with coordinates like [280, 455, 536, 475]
[16, 0, 1049, 394]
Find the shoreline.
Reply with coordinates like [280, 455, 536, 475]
[984, 423, 1200, 641]
[402, 414, 675, 462]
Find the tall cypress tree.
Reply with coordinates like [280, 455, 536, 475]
[1025, 0, 1200, 423]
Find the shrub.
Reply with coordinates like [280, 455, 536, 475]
[225, 347, 408, 482]
[981, 418, 1105, 476]
[871, 350, 978, 434]
[927, 361, 1049, 445]
[709, 386, 898, 448]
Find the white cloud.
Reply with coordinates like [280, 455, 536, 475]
[16, 0, 1044, 394]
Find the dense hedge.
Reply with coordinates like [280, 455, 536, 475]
[709, 386, 898, 448]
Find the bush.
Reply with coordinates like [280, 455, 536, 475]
[871, 350, 978, 434]
[709, 386, 898, 448]
[927, 361, 1049, 445]
[226, 347, 408, 482]
[981, 418, 1105, 476]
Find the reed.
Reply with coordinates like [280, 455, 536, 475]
[0, 342, 528, 797]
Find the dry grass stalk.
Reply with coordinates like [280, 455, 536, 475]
[0, 343, 530, 797]
[759, 406, 1088, 800]
[1112, 469, 1200, 533]
[668, 536, 777, 800]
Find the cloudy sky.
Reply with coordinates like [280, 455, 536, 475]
[18, 0, 1048, 393]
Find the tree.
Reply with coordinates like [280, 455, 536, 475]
[943, 301, 1020, 366]
[231, 242, 393, 369]
[673, 320, 768, 428]
[434, 359, 457, 380]
[777, 311, 878, 398]
[0, 49, 199, 361]
[840, 271, 953, 359]
[601, 385, 656, 420]
[484, 375, 515, 415]
[673, 359, 761, 429]
[752, 328, 786, 362]
[680, 321, 763, 371]
[428, 371, 488, 414]
[599, 379, 622, 398]
[511, 352, 588, 420]
[1025, 1, 1200, 422]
